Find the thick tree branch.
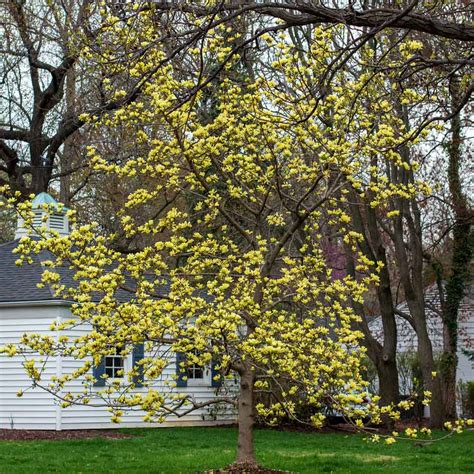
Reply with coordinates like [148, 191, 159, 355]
[151, 1, 474, 42]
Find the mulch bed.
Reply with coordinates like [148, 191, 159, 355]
[0, 418, 434, 442]
[395, 419, 430, 430]
[0, 429, 130, 441]
[256, 421, 363, 435]
[201, 463, 292, 473]
[257, 417, 437, 435]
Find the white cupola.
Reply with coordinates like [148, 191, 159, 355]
[14, 192, 70, 239]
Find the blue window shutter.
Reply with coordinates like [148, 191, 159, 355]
[176, 352, 187, 387]
[132, 344, 145, 387]
[211, 360, 222, 388]
[93, 358, 106, 387]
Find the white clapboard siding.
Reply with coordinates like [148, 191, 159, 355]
[0, 306, 62, 429]
[1, 303, 236, 430]
[59, 323, 236, 429]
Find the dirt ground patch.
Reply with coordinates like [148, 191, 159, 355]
[0, 429, 130, 441]
[201, 463, 292, 474]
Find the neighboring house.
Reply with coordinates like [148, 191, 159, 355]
[0, 193, 235, 430]
[369, 280, 474, 401]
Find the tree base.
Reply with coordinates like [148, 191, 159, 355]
[200, 461, 292, 473]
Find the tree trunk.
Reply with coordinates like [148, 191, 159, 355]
[59, 65, 78, 206]
[392, 217, 446, 427]
[236, 368, 256, 466]
[345, 190, 400, 408]
[376, 355, 400, 406]
[438, 76, 473, 419]
[388, 132, 446, 427]
[416, 322, 445, 428]
[31, 146, 48, 195]
[374, 274, 400, 406]
[440, 332, 457, 419]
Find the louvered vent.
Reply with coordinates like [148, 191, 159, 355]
[49, 213, 65, 231]
[32, 214, 43, 228]
[14, 193, 70, 239]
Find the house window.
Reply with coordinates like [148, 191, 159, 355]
[187, 363, 204, 380]
[186, 350, 210, 385]
[104, 347, 125, 378]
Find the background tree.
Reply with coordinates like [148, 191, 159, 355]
[0, 0, 92, 195]
[0, 0, 161, 198]
[422, 78, 473, 419]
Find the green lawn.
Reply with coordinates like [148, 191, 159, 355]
[0, 427, 472, 473]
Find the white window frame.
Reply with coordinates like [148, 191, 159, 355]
[186, 360, 211, 387]
[104, 347, 131, 382]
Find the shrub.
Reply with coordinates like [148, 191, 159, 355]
[457, 380, 474, 418]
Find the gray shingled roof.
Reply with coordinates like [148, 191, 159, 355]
[0, 240, 59, 302]
[0, 240, 172, 304]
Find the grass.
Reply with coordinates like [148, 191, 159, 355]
[0, 427, 472, 473]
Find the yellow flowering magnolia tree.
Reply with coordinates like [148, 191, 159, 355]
[1, 9, 466, 467]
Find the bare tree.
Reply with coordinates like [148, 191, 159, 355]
[424, 77, 474, 419]
[0, 1, 146, 198]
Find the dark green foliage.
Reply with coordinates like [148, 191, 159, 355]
[457, 380, 474, 418]
[463, 349, 474, 362]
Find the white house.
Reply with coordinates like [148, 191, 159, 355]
[0, 193, 235, 430]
